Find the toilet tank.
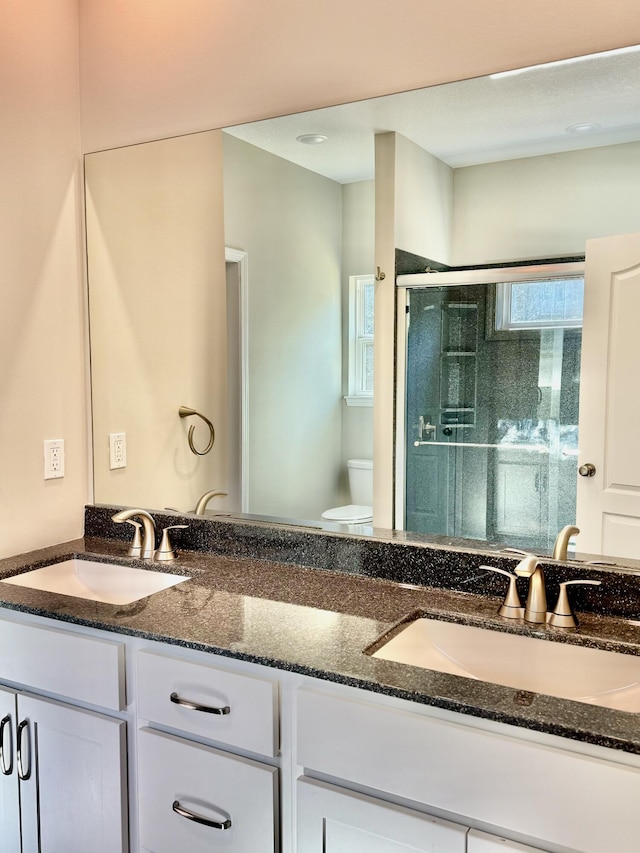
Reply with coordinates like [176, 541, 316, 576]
[347, 459, 373, 505]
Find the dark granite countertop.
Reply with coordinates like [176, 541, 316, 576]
[1, 536, 640, 756]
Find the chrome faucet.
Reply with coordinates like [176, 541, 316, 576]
[194, 489, 228, 516]
[111, 509, 157, 559]
[552, 525, 580, 561]
[514, 554, 547, 624]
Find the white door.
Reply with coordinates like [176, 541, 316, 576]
[0, 687, 21, 853]
[577, 231, 640, 557]
[297, 777, 467, 852]
[18, 693, 128, 853]
[467, 828, 549, 852]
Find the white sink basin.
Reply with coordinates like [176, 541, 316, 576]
[1, 559, 190, 605]
[371, 616, 640, 713]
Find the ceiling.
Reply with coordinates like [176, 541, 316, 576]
[224, 46, 640, 183]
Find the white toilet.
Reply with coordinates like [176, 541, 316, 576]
[321, 459, 373, 525]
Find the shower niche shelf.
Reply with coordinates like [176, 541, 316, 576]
[440, 301, 479, 429]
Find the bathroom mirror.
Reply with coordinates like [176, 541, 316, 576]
[85, 45, 640, 561]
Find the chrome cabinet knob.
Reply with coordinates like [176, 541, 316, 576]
[578, 463, 596, 477]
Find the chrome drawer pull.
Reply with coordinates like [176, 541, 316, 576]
[172, 800, 232, 830]
[170, 692, 230, 715]
[0, 714, 13, 776]
[16, 719, 30, 781]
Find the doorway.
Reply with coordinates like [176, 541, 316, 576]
[225, 247, 248, 512]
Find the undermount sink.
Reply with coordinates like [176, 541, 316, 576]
[0, 559, 190, 605]
[371, 616, 640, 713]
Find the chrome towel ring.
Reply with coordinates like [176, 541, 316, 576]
[178, 406, 215, 456]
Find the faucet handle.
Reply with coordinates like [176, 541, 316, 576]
[155, 525, 188, 563]
[479, 566, 524, 619]
[121, 520, 143, 558]
[548, 579, 601, 628]
[513, 554, 540, 577]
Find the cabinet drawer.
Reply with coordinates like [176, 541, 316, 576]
[137, 650, 278, 756]
[297, 686, 640, 853]
[138, 727, 278, 853]
[0, 614, 124, 710]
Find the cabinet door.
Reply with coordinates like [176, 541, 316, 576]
[138, 727, 278, 853]
[18, 693, 128, 853]
[0, 687, 21, 853]
[468, 829, 549, 853]
[297, 777, 467, 852]
[493, 453, 545, 539]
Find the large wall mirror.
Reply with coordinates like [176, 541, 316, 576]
[85, 45, 640, 562]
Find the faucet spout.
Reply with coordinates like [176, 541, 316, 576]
[514, 554, 547, 624]
[552, 525, 580, 561]
[111, 509, 157, 559]
[194, 490, 228, 516]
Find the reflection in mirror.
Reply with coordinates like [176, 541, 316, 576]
[85, 45, 640, 562]
[399, 267, 584, 555]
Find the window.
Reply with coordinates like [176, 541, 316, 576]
[346, 274, 374, 406]
[495, 277, 584, 330]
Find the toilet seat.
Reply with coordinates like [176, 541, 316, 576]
[321, 504, 373, 523]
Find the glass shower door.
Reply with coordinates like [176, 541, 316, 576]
[403, 277, 582, 552]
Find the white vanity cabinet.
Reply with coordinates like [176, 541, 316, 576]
[4, 592, 640, 853]
[0, 687, 22, 853]
[0, 615, 128, 853]
[467, 830, 549, 853]
[135, 648, 279, 853]
[297, 776, 468, 852]
[295, 683, 640, 853]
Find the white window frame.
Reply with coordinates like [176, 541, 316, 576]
[345, 274, 374, 406]
[495, 276, 584, 331]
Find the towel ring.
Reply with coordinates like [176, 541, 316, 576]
[178, 406, 215, 456]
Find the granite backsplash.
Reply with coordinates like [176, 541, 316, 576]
[85, 504, 640, 621]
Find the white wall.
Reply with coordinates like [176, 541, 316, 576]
[452, 141, 640, 264]
[78, 0, 640, 153]
[373, 132, 454, 526]
[0, 0, 86, 557]
[85, 132, 228, 513]
[5, 1, 640, 558]
[394, 133, 453, 264]
[222, 134, 343, 519]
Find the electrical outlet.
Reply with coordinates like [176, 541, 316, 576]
[109, 432, 127, 469]
[44, 439, 65, 480]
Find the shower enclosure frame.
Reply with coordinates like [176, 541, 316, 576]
[394, 261, 585, 534]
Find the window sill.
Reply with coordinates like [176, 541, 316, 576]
[345, 396, 373, 408]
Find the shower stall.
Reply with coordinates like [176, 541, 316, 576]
[396, 264, 584, 552]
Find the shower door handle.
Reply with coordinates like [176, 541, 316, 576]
[416, 416, 436, 440]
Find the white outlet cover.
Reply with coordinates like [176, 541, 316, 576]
[109, 432, 127, 469]
[44, 439, 64, 480]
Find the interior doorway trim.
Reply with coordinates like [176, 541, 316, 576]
[225, 247, 249, 513]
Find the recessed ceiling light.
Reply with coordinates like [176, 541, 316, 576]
[566, 122, 602, 134]
[296, 134, 328, 145]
